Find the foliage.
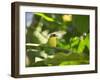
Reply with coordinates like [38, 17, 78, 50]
[25, 12, 90, 67]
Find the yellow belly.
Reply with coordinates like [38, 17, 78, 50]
[48, 37, 56, 47]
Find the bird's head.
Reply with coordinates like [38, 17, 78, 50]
[50, 34, 57, 37]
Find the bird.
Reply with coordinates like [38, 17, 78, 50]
[47, 33, 70, 54]
[48, 34, 57, 47]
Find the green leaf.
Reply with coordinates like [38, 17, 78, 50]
[70, 37, 79, 47]
[77, 39, 85, 54]
[35, 13, 55, 22]
[31, 61, 48, 67]
[44, 53, 85, 66]
[77, 34, 89, 54]
[72, 15, 89, 33]
[84, 34, 90, 49]
[59, 60, 89, 66]
[59, 61, 80, 66]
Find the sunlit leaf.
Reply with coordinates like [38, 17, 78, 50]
[77, 38, 85, 54]
[70, 37, 79, 47]
[60, 61, 80, 66]
[35, 13, 55, 22]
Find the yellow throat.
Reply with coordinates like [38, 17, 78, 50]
[48, 34, 57, 47]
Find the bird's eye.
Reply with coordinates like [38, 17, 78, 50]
[51, 34, 56, 37]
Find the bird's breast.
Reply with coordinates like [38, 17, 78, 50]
[48, 37, 56, 47]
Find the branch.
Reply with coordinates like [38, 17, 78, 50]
[49, 47, 71, 53]
[26, 43, 72, 54]
[26, 43, 40, 46]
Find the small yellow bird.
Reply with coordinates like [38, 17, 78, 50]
[48, 34, 57, 47]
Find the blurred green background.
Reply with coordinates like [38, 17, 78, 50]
[25, 12, 90, 67]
